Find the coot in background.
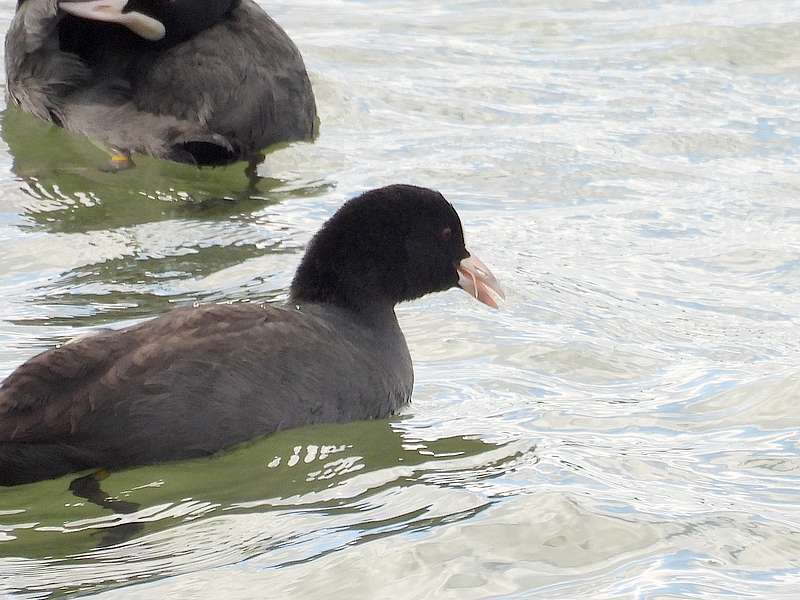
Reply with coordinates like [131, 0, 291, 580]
[0, 185, 503, 486]
[4, 0, 317, 167]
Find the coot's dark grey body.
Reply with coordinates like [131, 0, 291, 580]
[4, 0, 317, 165]
[0, 185, 503, 485]
[0, 303, 411, 484]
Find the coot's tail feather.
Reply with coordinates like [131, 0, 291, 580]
[0, 442, 96, 486]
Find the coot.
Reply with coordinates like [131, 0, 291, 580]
[4, 0, 317, 166]
[0, 185, 503, 485]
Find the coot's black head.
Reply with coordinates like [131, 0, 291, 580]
[58, 0, 237, 45]
[291, 185, 504, 312]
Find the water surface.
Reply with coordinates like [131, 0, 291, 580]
[1, 0, 800, 598]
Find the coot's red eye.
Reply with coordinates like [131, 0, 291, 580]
[439, 227, 452, 241]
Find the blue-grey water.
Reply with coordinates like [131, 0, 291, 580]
[1, 0, 800, 598]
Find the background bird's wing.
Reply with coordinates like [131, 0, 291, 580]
[5, 0, 91, 123]
[130, 1, 316, 159]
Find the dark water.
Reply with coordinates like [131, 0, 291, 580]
[1, 1, 800, 598]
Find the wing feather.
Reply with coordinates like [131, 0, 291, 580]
[0, 304, 277, 442]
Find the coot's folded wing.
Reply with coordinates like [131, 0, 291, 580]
[129, 1, 317, 161]
[0, 304, 278, 444]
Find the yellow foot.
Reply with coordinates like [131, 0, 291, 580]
[102, 153, 135, 172]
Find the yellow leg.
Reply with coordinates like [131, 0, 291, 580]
[104, 151, 135, 172]
[86, 138, 136, 172]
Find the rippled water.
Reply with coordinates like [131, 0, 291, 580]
[1, 0, 800, 598]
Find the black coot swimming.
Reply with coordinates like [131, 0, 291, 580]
[4, 0, 317, 166]
[0, 185, 504, 485]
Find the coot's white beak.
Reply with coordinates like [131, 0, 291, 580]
[59, 0, 166, 41]
[456, 253, 505, 309]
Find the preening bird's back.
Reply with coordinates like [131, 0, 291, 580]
[0, 302, 412, 469]
[129, 0, 318, 157]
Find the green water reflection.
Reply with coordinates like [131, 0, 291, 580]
[1, 107, 331, 233]
[0, 420, 508, 560]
